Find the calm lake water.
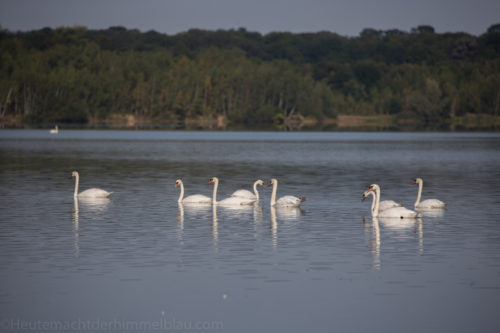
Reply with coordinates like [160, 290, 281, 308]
[1, 129, 500, 332]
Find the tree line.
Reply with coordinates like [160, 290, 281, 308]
[0, 24, 499, 128]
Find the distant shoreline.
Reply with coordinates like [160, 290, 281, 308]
[1, 113, 499, 131]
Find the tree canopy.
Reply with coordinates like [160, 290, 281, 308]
[1, 24, 499, 128]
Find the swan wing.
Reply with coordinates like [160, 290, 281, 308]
[379, 206, 418, 218]
[218, 196, 255, 206]
[183, 194, 212, 204]
[416, 199, 446, 209]
[379, 200, 402, 211]
[231, 189, 256, 200]
[379, 217, 416, 229]
[78, 188, 112, 198]
[275, 195, 305, 207]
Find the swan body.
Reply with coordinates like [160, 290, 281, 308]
[379, 199, 402, 211]
[71, 171, 112, 198]
[268, 178, 305, 207]
[363, 191, 402, 211]
[209, 177, 255, 206]
[175, 179, 211, 204]
[365, 184, 418, 219]
[50, 125, 59, 134]
[363, 191, 402, 213]
[413, 178, 446, 209]
[379, 200, 402, 211]
[231, 180, 265, 201]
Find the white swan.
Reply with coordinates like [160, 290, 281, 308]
[365, 184, 418, 218]
[363, 190, 380, 216]
[413, 178, 446, 209]
[231, 180, 265, 201]
[175, 179, 212, 204]
[268, 178, 305, 207]
[362, 189, 402, 211]
[71, 171, 112, 198]
[50, 125, 59, 134]
[209, 177, 255, 206]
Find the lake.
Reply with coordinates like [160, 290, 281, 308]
[1, 129, 500, 332]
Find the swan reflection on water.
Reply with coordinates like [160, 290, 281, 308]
[270, 206, 304, 250]
[176, 203, 185, 244]
[252, 203, 264, 230]
[415, 208, 445, 218]
[271, 207, 278, 250]
[275, 206, 304, 219]
[363, 217, 381, 270]
[73, 199, 79, 258]
[72, 197, 110, 258]
[176, 199, 303, 251]
[176, 202, 219, 249]
[212, 205, 218, 249]
[176, 202, 212, 244]
[364, 216, 424, 269]
[378, 217, 424, 255]
[77, 196, 111, 211]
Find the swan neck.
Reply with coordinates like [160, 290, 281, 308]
[253, 181, 260, 200]
[415, 181, 423, 207]
[212, 178, 218, 204]
[178, 182, 184, 203]
[373, 187, 380, 217]
[73, 173, 79, 198]
[370, 192, 376, 216]
[270, 180, 277, 206]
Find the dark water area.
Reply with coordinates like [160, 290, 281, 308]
[1, 130, 500, 332]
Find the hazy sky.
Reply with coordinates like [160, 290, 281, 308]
[0, 0, 498, 36]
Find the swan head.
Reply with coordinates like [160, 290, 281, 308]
[267, 178, 278, 187]
[208, 177, 219, 184]
[362, 189, 372, 201]
[174, 179, 182, 188]
[367, 184, 379, 192]
[70, 170, 79, 178]
[256, 180, 265, 188]
[413, 178, 423, 185]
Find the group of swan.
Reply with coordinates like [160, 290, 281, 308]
[70, 171, 305, 207]
[70, 170, 443, 216]
[363, 178, 446, 219]
[176, 177, 305, 207]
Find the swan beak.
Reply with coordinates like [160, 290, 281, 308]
[261, 183, 265, 188]
[69, 175, 73, 179]
[174, 183, 179, 188]
[267, 181, 272, 187]
[412, 179, 417, 184]
[208, 179, 214, 184]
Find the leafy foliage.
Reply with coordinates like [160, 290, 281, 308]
[0, 24, 499, 126]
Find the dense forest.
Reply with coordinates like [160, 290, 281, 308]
[1, 24, 500, 129]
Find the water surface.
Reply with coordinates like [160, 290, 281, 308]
[1, 130, 500, 332]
